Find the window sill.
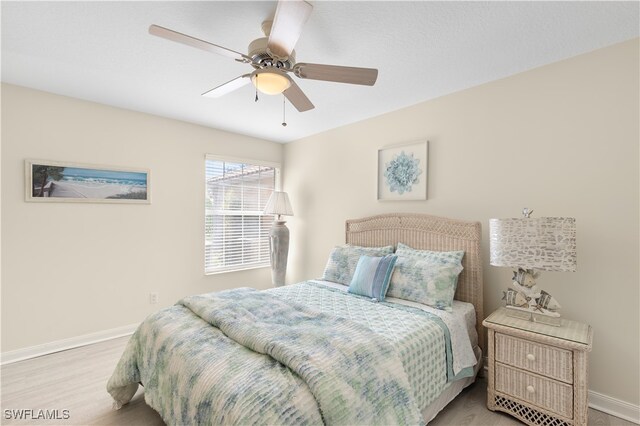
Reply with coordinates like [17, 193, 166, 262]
[205, 264, 270, 276]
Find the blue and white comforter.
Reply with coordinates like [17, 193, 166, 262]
[107, 281, 476, 425]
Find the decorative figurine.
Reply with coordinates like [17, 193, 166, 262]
[502, 288, 530, 308]
[506, 267, 560, 317]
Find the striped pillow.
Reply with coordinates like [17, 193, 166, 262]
[348, 255, 398, 301]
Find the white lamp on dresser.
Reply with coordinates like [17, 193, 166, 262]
[264, 191, 293, 287]
[489, 208, 577, 326]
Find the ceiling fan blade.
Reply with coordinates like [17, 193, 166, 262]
[294, 63, 378, 86]
[267, 0, 313, 59]
[149, 25, 252, 63]
[202, 74, 251, 98]
[284, 79, 314, 112]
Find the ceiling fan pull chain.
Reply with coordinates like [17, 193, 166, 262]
[255, 74, 259, 102]
[282, 95, 287, 127]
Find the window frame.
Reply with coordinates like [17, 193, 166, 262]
[204, 154, 281, 275]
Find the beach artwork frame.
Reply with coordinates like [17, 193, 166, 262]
[377, 140, 428, 201]
[25, 159, 150, 204]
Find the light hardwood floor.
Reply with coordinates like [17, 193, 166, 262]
[0, 336, 633, 425]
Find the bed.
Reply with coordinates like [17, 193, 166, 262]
[108, 213, 484, 425]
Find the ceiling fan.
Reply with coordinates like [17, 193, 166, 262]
[149, 0, 378, 113]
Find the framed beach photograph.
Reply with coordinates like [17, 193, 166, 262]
[25, 159, 150, 204]
[377, 140, 428, 201]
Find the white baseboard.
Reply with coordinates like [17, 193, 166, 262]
[483, 356, 638, 423]
[589, 390, 640, 424]
[1, 323, 138, 365]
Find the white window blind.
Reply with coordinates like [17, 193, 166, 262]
[205, 157, 276, 274]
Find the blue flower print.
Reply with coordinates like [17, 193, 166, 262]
[384, 151, 422, 194]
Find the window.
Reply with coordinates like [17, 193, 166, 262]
[205, 156, 278, 274]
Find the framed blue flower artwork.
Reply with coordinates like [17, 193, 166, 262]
[377, 141, 428, 201]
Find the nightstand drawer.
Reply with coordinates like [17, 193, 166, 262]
[495, 333, 573, 383]
[496, 362, 573, 419]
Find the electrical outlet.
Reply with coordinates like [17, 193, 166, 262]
[149, 292, 158, 304]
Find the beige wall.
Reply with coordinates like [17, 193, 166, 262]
[1, 83, 282, 352]
[284, 39, 639, 404]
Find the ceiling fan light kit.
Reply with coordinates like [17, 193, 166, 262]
[251, 69, 291, 95]
[149, 0, 378, 114]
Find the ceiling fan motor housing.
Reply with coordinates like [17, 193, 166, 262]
[248, 37, 295, 70]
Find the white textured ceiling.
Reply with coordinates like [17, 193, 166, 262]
[2, 1, 638, 143]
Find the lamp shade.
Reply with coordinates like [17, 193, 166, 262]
[264, 191, 293, 217]
[489, 217, 576, 272]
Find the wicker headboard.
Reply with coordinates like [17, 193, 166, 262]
[345, 213, 484, 351]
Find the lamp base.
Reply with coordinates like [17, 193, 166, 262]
[505, 306, 562, 327]
[269, 220, 289, 287]
[501, 269, 563, 327]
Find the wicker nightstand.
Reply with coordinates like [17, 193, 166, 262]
[483, 308, 593, 426]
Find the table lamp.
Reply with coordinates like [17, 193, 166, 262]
[264, 191, 293, 287]
[489, 208, 576, 326]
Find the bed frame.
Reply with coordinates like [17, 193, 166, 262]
[345, 213, 484, 351]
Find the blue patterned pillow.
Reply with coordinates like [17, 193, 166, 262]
[387, 244, 464, 311]
[395, 243, 464, 266]
[322, 245, 395, 285]
[348, 255, 398, 301]
[396, 243, 464, 289]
